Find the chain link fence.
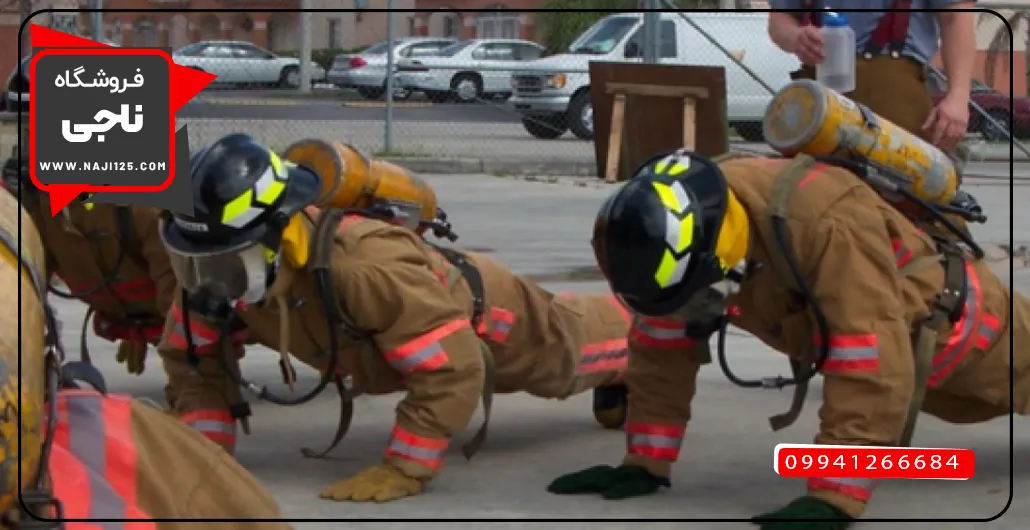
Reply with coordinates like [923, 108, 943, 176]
[5, 8, 1028, 167]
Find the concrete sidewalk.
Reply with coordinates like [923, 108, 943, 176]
[59, 173, 1027, 527]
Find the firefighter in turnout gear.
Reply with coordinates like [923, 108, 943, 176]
[2, 130, 178, 389]
[0, 187, 292, 530]
[546, 150, 1029, 529]
[156, 133, 632, 503]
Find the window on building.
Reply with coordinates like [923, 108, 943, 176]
[408, 17, 416, 36]
[477, 6, 519, 39]
[328, 18, 341, 48]
[443, 15, 458, 37]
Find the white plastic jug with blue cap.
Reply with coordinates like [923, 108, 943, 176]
[817, 11, 856, 94]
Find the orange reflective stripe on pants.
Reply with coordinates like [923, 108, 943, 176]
[579, 338, 629, 375]
[929, 263, 1002, 387]
[180, 409, 237, 446]
[808, 477, 876, 502]
[50, 390, 156, 529]
[815, 334, 880, 374]
[630, 318, 695, 349]
[383, 319, 467, 373]
[384, 425, 449, 470]
[479, 306, 514, 343]
[625, 423, 685, 462]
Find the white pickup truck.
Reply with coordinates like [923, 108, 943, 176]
[509, 12, 800, 141]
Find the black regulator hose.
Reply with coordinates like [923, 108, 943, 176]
[181, 285, 339, 407]
[771, 218, 832, 384]
[713, 222, 833, 389]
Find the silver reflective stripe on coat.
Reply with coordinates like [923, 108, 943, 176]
[65, 392, 130, 528]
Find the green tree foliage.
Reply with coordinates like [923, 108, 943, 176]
[535, 0, 721, 54]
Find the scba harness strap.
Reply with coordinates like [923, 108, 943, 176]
[299, 207, 496, 460]
[713, 152, 967, 446]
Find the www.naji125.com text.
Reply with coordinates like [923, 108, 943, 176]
[38, 161, 167, 172]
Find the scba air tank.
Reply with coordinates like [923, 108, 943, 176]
[282, 139, 440, 234]
[762, 79, 959, 207]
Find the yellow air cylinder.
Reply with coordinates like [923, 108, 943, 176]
[282, 139, 439, 234]
[0, 190, 46, 514]
[762, 79, 959, 207]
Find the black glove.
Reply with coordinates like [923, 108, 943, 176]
[546, 465, 670, 500]
[751, 496, 854, 530]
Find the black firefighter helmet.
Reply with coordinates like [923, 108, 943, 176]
[592, 149, 731, 317]
[161, 133, 321, 256]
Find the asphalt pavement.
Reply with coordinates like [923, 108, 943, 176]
[53, 171, 1029, 528]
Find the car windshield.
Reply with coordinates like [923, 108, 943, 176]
[568, 16, 638, 54]
[175, 43, 206, 56]
[436, 40, 475, 57]
[363, 41, 392, 55]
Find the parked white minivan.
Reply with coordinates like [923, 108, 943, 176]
[509, 12, 801, 141]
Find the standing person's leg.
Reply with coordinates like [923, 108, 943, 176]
[850, 56, 935, 141]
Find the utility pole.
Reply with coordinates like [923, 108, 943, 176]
[384, 0, 395, 152]
[641, 0, 660, 63]
[299, 0, 312, 93]
[91, 0, 104, 42]
[19, 0, 33, 54]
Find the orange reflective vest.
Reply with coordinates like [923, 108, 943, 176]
[49, 390, 156, 529]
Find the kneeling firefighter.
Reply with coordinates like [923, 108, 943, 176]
[0, 188, 292, 530]
[546, 147, 1030, 528]
[155, 133, 632, 502]
[2, 123, 178, 389]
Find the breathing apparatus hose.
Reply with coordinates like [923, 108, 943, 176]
[715, 226, 832, 390]
[180, 283, 340, 407]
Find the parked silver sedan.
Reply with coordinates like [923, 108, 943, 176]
[327, 37, 456, 100]
[395, 39, 545, 103]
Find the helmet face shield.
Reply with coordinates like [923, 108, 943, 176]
[163, 226, 277, 304]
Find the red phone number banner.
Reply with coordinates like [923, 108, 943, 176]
[774, 443, 975, 480]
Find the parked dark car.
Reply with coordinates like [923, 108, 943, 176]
[927, 74, 1030, 141]
[2, 56, 31, 113]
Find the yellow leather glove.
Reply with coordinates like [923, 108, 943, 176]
[115, 340, 148, 375]
[319, 464, 424, 503]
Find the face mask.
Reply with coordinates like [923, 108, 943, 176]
[167, 243, 280, 305]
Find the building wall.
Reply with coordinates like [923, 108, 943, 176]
[0, 0, 81, 89]
[412, 0, 548, 40]
[310, 0, 415, 50]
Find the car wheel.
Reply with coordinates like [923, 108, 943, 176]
[733, 122, 765, 142]
[521, 116, 567, 140]
[357, 86, 384, 100]
[981, 109, 1011, 142]
[279, 66, 299, 88]
[450, 74, 482, 104]
[567, 92, 593, 140]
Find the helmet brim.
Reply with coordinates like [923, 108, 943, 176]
[162, 165, 321, 257]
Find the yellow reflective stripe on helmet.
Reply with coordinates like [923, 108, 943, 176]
[221, 189, 255, 227]
[655, 249, 689, 288]
[651, 180, 695, 288]
[268, 150, 284, 177]
[652, 181, 689, 214]
[654, 153, 691, 176]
